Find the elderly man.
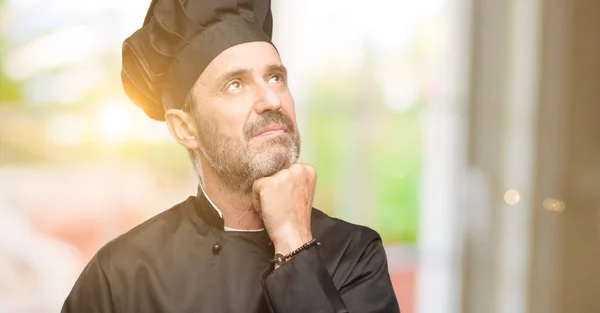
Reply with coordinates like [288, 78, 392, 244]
[61, 0, 400, 312]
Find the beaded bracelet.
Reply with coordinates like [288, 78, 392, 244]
[269, 238, 321, 266]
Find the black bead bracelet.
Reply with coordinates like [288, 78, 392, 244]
[269, 238, 321, 266]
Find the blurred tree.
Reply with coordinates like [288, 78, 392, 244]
[305, 44, 422, 244]
[0, 0, 23, 105]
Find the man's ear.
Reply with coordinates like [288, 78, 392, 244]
[165, 109, 199, 150]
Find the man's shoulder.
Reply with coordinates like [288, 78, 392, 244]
[94, 196, 196, 265]
[311, 208, 382, 248]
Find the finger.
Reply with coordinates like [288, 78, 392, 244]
[290, 163, 315, 175]
[252, 178, 260, 193]
[305, 164, 317, 181]
[252, 199, 263, 220]
[252, 196, 262, 218]
[252, 179, 263, 217]
[289, 163, 304, 174]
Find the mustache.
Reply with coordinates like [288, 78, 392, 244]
[244, 111, 296, 140]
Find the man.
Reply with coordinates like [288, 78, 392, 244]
[61, 0, 400, 312]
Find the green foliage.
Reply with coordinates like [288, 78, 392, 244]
[370, 108, 422, 243]
[0, 74, 23, 104]
[0, 35, 24, 104]
[304, 70, 423, 245]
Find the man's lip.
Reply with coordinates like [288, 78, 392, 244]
[253, 124, 288, 137]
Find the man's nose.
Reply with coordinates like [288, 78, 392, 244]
[253, 85, 282, 114]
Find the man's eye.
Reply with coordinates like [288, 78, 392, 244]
[226, 80, 243, 92]
[268, 74, 282, 84]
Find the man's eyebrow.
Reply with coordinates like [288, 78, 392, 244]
[266, 64, 288, 76]
[214, 68, 250, 87]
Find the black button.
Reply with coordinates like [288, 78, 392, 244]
[212, 243, 221, 255]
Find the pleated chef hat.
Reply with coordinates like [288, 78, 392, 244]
[121, 0, 274, 121]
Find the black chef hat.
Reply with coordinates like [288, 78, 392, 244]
[121, 0, 274, 121]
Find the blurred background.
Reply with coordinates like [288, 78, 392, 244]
[1, 0, 599, 312]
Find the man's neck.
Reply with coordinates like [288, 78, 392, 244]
[199, 166, 264, 231]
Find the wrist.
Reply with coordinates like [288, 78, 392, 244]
[270, 238, 319, 269]
[273, 236, 308, 255]
[271, 228, 312, 254]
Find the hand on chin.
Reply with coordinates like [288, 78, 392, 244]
[251, 163, 316, 254]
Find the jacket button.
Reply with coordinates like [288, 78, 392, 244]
[212, 243, 221, 255]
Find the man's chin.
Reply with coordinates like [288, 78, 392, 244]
[250, 150, 295, 176]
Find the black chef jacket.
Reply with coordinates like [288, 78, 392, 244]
[61, 189, 400, 313]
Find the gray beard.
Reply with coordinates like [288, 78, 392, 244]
[201, 136, 300, 193]
[196, 115, 300, 194]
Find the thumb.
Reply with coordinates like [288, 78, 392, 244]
[252, 179, 264, 219]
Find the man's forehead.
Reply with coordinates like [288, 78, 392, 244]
[202, 42, 281, 78]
